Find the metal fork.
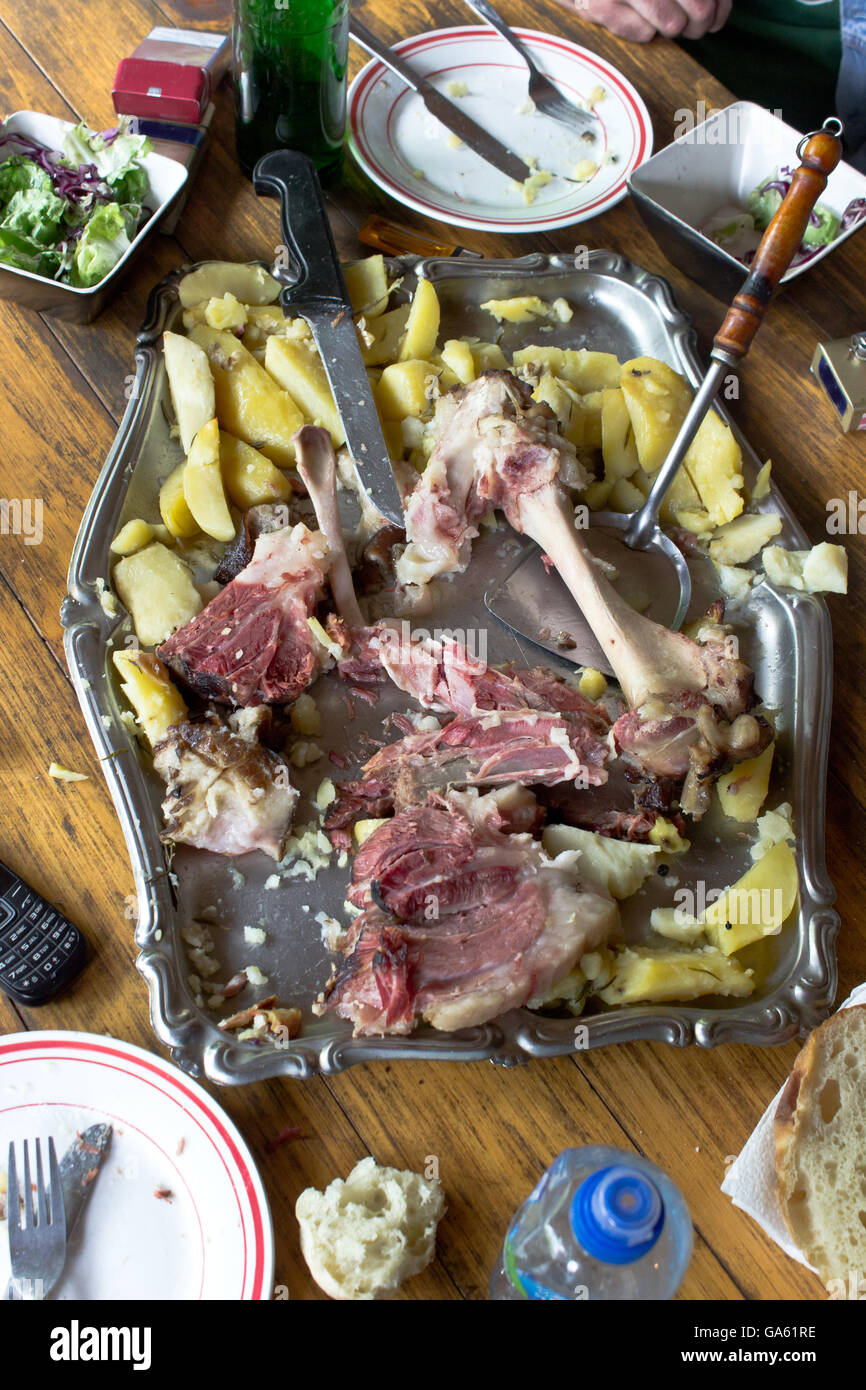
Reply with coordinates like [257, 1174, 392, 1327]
[6, 1138, 67, 1300]
[462, 0, 598, 134]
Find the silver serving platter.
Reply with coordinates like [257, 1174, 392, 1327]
[63, 250, 839, 1084]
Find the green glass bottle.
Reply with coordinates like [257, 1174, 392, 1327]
[233, 0, 348, 181]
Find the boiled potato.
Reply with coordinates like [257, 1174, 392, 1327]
[647, 817, 691, 854]
[541, 823, 659, 899]
[648, 908, 706, 944]
[560, 349, 621, 392]
[608, 476, 645, 513]
[751, 458, 772, 501]
[716, 741, 775, 822]
[204, 293, 247, 332]
[512, 344, 566, 379]
[111, 519, 155, 556]
[113, 542, 202, 648]
[658, 464, 702, 525]
[178, 261, 282, 308]
[360, 303, 410, 366]
[112, 649, 187, 746]
[471, 341, 509, 373]
[600, 387, 638, 481]
[159, 462, 199, 540]
[673, 507, 714, 536]
[264, 336, 345, 446]
[702, 838, 798, 955]
[219, 432, 292, 508]
[480, 295, 571, 325]
[533, 374, 583, 446]
[583, 478, 613, 511]
[683, 410, 745, 526]
[762, 543, 848, 594]
[578, 667, 607, 700]
[440, 338, 476, 385]
[183, 417, 234, 542]
[375, 360, 437, 420]
[599, 946, 754, 1005]
[399, 279, 440, 362]
[354, 817, 389, 845]
[620, 356, 692, 473]
[343, 254, 389, 317]
[189, 326, 304, 466]
[709, 512, 782, 564]
[163, 331, 216, 455]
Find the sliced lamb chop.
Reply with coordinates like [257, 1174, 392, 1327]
[403, 372, 771, 815]
[352, 622, 611, 729]
[325, 706, 610, 835]
[317, 787, 618, 1035]
[158, 523, 330, 707]
[153, 711, 297, 860]
[294, 424, 364, 629]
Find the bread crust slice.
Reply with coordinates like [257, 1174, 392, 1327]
[774, 1004, 866, 1286]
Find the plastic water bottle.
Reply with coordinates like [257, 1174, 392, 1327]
[489, 1146, 693, 1300]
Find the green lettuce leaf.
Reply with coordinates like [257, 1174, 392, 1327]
[0, 156, 53, 206]
[61, 122, 151, 200]
[68, 201, 130, 287]
[1, 186, 66, 245]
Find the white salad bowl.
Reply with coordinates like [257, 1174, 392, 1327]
[628, 100, 866, 301]
[0, 109, 188, 321]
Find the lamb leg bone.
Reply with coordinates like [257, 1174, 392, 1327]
[294, 424, 364, 629]
[517, 489, 707, 708]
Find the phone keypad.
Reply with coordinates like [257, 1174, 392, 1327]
[0, 873, 86, 1004]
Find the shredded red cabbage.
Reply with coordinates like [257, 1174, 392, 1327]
[840, 197, 866, 231]
[0, 131, 113, 204]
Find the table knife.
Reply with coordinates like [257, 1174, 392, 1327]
[350, 17, 532, 185]
[60, 1123, 112, 1237]
[254, 150, 405, 529]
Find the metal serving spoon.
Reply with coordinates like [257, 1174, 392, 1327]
[486, 119, 843, 673]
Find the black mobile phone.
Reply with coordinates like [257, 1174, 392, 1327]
[0, 860, 87, 1006]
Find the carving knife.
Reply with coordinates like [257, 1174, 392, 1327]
[350, 17, 532, 185]
[253, 149, 405, 529]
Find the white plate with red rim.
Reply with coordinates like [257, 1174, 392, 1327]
[0, 1031, 273, 1300]
[348, 26, 652, 233]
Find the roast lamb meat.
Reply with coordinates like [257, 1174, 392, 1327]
[400, 371, 771, 815]
[158, 522, 330, 707]
[318, 786, 618, 1035]
[153, 709, 297, 860]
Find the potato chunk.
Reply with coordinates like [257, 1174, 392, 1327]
[159, 462, 199, 540]
[620, 356, 692, 473]
[189, 325, 304, 466]
[360, 302, 410, 366]
[163, 331, 215, 455]
[112, 649, 188, 745]
[600, 387, 638, 481]
[440, 338, 476, 385]
[343, 254, 389, 317]
[219, 432, 292, 508]
[599, 946, 754, 1004]
[110, 519, 155, 556]
[716, 741, 774, 822]
[702, 838, 798, 954]
[113, 542, 202, 648]
[264, 335, 345, 446]
[399, 278, 440, 362]
[541, 824, 659, 899]
[183, 417, 235, 542]
[178, 261, 282, 308]
[375, 360, 437, 420]
[683, 409, 745, 526]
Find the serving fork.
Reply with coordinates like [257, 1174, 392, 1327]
[462, 0, 598, 135]
[6, 1137, 67, 1300]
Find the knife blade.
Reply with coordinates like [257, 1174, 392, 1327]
[60, 1123, 112, 1238]
[350, 17, 532, 185]
[254, 150, 405, 529]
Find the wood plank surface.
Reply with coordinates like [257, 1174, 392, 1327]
[0, 0, 863, 1303]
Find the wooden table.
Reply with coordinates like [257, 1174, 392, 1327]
[1, 0, 864, 1302]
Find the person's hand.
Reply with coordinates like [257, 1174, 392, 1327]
[559, 0, 732, 43]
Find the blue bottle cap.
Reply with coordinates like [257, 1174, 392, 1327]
[570, 1164, 664, 1265]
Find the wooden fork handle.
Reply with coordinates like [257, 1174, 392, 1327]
[714, 125, 842, 361]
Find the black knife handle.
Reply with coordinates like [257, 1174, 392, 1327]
[253, 149, 348, 310]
